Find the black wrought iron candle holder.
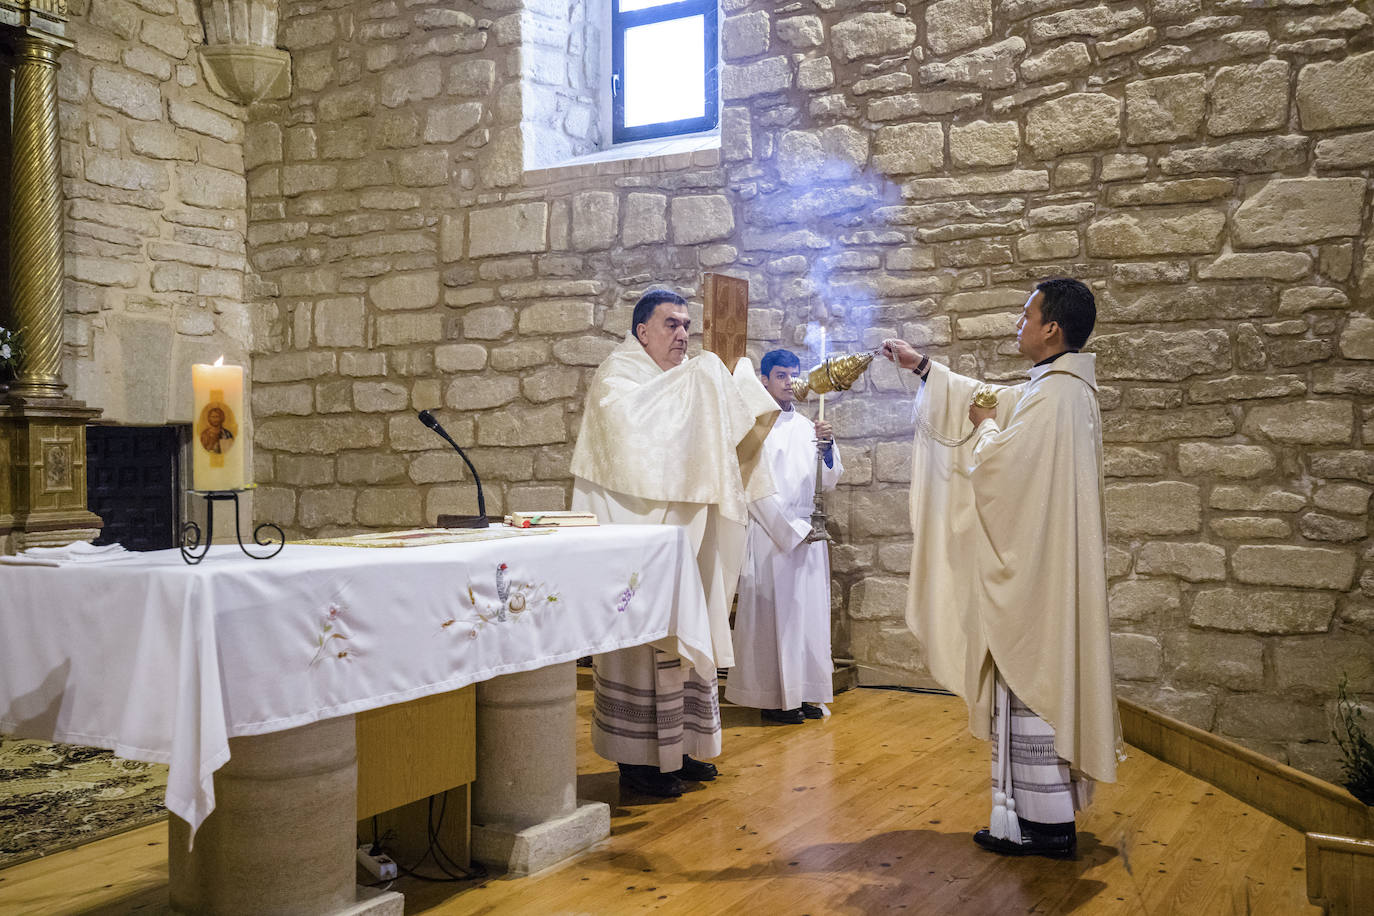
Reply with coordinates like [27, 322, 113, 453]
[181, 489, 286, 565]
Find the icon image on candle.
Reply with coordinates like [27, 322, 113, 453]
[197, 399, 238, 461]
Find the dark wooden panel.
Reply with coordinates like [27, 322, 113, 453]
[86, 425, 180, 551]
[703, 272, 750, 369]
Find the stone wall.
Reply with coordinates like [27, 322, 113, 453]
[247, 0, 1374, 780]
[55, 0, 255, 425]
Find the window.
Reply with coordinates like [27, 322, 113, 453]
[611, 0, 719, 144]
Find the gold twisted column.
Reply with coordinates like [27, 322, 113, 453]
[7, 31, 72, 400]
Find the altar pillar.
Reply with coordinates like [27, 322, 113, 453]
[471, 662, 610, 875]
[5, 28, 70, 401]
[0, 10, 104, 553]
[168, 715, 402, 915]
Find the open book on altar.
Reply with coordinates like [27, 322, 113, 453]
[506, 511, 599, 529]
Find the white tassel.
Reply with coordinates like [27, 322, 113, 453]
[990, 791, 1010, 839]
[1005, 795, 1022, 844]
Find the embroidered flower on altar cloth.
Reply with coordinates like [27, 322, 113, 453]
[616, 572, 641, 613]
[310, 602, 355, 666]
[442, 563, 560, 637]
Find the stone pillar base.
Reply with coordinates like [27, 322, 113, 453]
[338, 886, 405, 916]
[471, 799, 610, 876]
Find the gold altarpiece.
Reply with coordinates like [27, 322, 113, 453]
[0, 0, 103, 552]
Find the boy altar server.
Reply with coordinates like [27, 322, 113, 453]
[726, 349, 842, 724]
[882, 277, 1121, 859]
[571, 289, 779, 798]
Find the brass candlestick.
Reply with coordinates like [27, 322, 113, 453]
[789, 351, 877, 544]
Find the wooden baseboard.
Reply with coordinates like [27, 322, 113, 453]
[1305, 833, 1374, 916]
[1119, 697, 1373, 839]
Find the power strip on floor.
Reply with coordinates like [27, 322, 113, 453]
[357, 844, 397, 881]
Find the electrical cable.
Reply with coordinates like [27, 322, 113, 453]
[858, 684, 956, 697]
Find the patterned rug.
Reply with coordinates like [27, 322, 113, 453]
[0, 735, 168, 869]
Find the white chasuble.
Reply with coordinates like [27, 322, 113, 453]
[572, 335, 779, 769]
[905, 354, 1121, 784]
[726, 409, 842, 711]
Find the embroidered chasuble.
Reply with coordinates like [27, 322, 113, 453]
[572, 334, 779, 769]
[726, 409, 843, 711]
[905, 354, 1121, 784]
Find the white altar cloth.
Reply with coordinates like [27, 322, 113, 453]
[0, 525, 710, 839]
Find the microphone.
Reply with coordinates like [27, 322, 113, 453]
[418, 410, 488, 528]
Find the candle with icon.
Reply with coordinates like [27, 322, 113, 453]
[191, 356, 246, 491]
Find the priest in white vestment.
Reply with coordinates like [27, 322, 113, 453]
[570, 289, 778, 798]
[726, 349, 843, 724]
[883, 277, 1121, 859]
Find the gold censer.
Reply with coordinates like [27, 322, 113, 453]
[789, 351, 876, 402]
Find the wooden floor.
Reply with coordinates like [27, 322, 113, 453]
[0, 686, 1317, 915]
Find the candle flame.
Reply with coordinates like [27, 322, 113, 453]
[213, 355, 224, 367]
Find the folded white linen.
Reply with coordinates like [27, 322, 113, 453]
[0, 542, 134, 566]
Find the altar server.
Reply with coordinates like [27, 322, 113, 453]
[571, 288, 778, 798]
[882, 277, 1121, 858]
[726, 349, 842, 725]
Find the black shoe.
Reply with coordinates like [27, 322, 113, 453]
[669, 756, 718, 782]
[761, 707, 805, 724]
[972, 827, 1077, 859]
[618, 763, 684, 798]
[801, 703, 824, 720]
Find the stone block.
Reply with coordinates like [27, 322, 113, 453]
[778, 16, 824, 49]
[424, 102, 484, 143]
[948, 120, 1019, 168]
[1218, 695, 1330, 745]
[1104, 446, 1166, 478]
[1190, 588, 1334, 635]
[337, 453, 408, 486]
[444, 376, 519, 411]
[722, 10, 770, 59]
[1112, 633, 1163, 681]
[1241, 399, 1353, 445]
[1109, 578, 1180, 623]
[1313, 483, 1371, 516]
[1020, 42, 1091, 82]
[257, 417, 384, 455]
[90, 66, 161, 121]
[252, 384, 314, 418]
[1136, 542, 1226, 582]
[1029, 3, 1145, 40]
[1187, 375, 1305, 405]
[1198, 252, 1311, 282]
[275, 456, 335, 487]
[850, 577, 909, 620]
[449, 59, 496, 96]
[352, 382, 409, 413]
[356, 489, 423, 528]
[476, 406, 567, 446]
[1299, 512, 1367, 543]
[1016, 230, 1079, 261]
[1103, 408, 1235, 442]
[1316, 130, 1374, 169]
[623, 193, 668, 248]
[921, 38, 1025, 90]
[314, 298, 365, 348]
[298, 489, 356, 528]
[831, 12, 918, 61]
[469, 203, 549, 258]
[1027, 92, 1122, 157]
[873, 123, 944, 175]
[1210, 60, 1289, 135]
[1274, 635, 1374, 693]
[518, 301, 595, 335]
[370, 273, 439, 311]
[491, 341, 551, 371]
[1106, 481, 1201, 536]
[1089, 329, 1229, 381]
[1158, 137, 1308, 175]
[1209, 485, 1305, 513]
[721, 56, 792, 100]
[1233, 178, 1366, 248]
[1210, 516, 1290, 539]
[1086, 209, 1224, 257]
[571, 191, 618, 251]
[377, 313, 443, 346]
[1125, 74, 1206, 144]
[435, 344, 487, 372]
[1339, 316, 1374, 360]
[1177, 443, 1275, 478]
[847, 489, 912, 540]
[463, 306, 515, 340]
[1165, 630, 1263, 691]
[954, 312, 1018, 340]
[1296, 50, 1374, 130]
[1232, 545, 1356, 590]
[521, 367, 582, 403]
[671, 195, 734, 245]
[925, 0, 992, 55]
[1107, 178, 1235, 208]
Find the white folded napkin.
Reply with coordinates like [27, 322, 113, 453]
[0, 542, 136, 567]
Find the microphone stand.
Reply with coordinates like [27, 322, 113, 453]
[417, 410, 489, 528]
